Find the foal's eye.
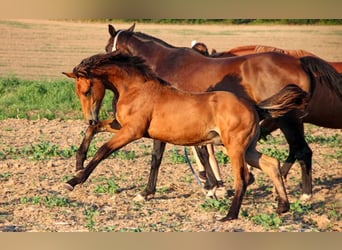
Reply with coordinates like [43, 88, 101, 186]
[84, 89, 91, 97]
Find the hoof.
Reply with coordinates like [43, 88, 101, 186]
[218, 215, 237, 222]
[248, 172, 255, 186]
[64, 183, 74, 191]
[276, 201, 290, 214]
[300, 193, 312, 202]
[205, 187, 217, 200]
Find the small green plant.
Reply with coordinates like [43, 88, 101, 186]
[215, 150, 230, 164]
[200, 198, 230, 213]
[19, 195, 77, 208]
[84, 206, 99, 231]
[290, 199, 313, 217]
[0, 172, 11, 180]
[112, 150, 136, 161]
[260, 146, 288, 162]
[94, 178, 120, 194]
[251, 213, 282, 229]
[168, 147, 187, 164]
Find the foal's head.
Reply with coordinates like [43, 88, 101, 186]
[63, 67, 105, 126]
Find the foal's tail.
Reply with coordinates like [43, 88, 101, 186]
[257, 84, 309, 118]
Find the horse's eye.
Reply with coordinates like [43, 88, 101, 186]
[84, 89, 91, 97]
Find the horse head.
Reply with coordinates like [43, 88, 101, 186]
[105, 23, 136, 54]
[63, 70, 105, 125]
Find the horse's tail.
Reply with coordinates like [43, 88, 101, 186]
[299, 56, 342, 100]
[257, 84, 309, 118]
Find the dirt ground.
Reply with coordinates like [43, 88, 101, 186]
[0, 20, 341, 232]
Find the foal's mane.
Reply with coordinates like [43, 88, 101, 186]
[74, 52, 170, 85]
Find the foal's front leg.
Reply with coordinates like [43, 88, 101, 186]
[66, 126, 140, 191]
[76, 119, 121, 171]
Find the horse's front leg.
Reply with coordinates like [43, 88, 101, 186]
[134, 139, 166, 201]
[76, 119, 121, 171]
[66, 126, 138, 191]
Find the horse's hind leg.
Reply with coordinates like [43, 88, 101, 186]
[277, 116, 313, 200]
[194, 146, 220, 192]
[76, 119, 121, 171]
[135, 139, 166, 201]
[245, 147, 290, 215]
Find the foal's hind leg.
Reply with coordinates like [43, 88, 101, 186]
[277, 115, 313, 200]
[219, 147, 250, 221]
[76, 119, 121, 171]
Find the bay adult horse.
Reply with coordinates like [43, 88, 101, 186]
[192, 41, 342, 179]
[63, 52, 309, 220]
[103, 24, 342, 201]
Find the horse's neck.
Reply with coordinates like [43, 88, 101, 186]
[128, 36, 172, 65]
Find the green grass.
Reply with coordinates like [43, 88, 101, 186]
[251, 213, 283, 229]
[0, 77, 114, 120]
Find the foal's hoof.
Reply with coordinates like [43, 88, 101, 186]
[218, 215, 237, 222]
[248, 172, 255, 186]
[276, 201, 290, 215]
[63, 183, 74, 191]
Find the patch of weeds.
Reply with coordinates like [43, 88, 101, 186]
[260, 146, 288, 162]
[19, 195, 78, 208]
[200, 198, 230, 214]
[157, 186, 170, 194]
[0, 172, 11, 180]
[327, 203, 341, 221]
[290, 199, 313, 219]
[94, 178, 120, 194]
[215, 150, 230, 164]
[84, 206, 99, 231]
[180, 173, 194, 184]
[240, 209, 249, 218]
[168, 147, 187, 164]
[305, 134, 341, 147]
[3, 141, 78, 160]
[251, 213, 282, 229]
[112, 150, 136, 161]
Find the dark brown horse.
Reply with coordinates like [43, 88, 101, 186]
[192, 41, 342, 180]
[63, 52, 310, 220]
[102, 24, 342, 201]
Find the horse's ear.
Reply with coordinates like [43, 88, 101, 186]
[127, 23, 135, 32]
[108, 24, 116, 36]
[62, 72, 76, 79]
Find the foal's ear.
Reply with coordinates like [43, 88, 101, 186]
[127, 23, 135, 32]
[108, 24, 116, 36]
[62, 72, 76, 79]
